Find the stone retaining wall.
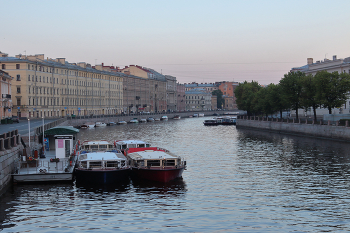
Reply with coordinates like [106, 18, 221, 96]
[0, 144, 23, 196]
[236, 118, 350, 141]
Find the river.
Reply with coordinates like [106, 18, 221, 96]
[1, 117, 350, 232]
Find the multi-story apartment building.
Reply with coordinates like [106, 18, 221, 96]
[185, 88, 212, 111]
[291, 55, 350, 116]
[185, 82, 218, 92]
[0, 70, 13, 119]
[0, 52, 123, 118]
[120, 65, 167, 113]
[165, 75, 176, 112]
[176, 83, 185, 112]
[218, 81, 239, 110]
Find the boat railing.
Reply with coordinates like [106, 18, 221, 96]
[16, 159, 74, 174]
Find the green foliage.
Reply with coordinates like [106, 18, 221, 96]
[234, 81, 261, 116]
[300, 74, 320, 120]
[212, 89, 225, 109]
[314, 71, 350, 114]
[279, 71, 304, 120]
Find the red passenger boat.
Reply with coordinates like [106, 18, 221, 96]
[125, 147, 186, 183]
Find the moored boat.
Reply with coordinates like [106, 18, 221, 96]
[81, 122, 95, 129]
[118, 120, 127, 125]
[221, 117, 236, 125]
[114, 139, 151, 154]
[75, 151, 130, 184]
[129, 118, 139, 123]
[173, 115, 181, 120]
[95, 122, 107, 127]
[147, 117, 155, 122]
[203, 117, 223, 126]
[80, 140, 117, 153]
[140, 118, 147, 123]
[198, 113, 204, 117]
[161, 116, 168, 121]
[126, 147, 186, 183]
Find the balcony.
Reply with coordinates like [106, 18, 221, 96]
[2, 94, 11, 99]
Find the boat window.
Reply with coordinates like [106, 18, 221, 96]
[164, 160, 175, 166]
[91, 145, 98, 150]
[81, 161, 87, 168]
[138, 144, 145, 148]
[146, 144, 150, 147]
[89, 161, 102, 168]
[80, 154, 87, 160]
[146, 160, 161, 167]
[136, 160, 144, 167]
[84, 145, 90, 150]
[106, 161, 119, 167]
[122, 145, 127, 149]
[99, 145, 107, 149]
[129, 144, 136, 148]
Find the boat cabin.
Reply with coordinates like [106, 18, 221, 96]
[81, 140, 116, 152]
[115, 140, 151, 151]
[127, 149, 182, 169]
[78, 152, 127, 169]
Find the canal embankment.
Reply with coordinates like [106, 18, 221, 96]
[0, 130, 23, 196]
[236, 116, 350, 141]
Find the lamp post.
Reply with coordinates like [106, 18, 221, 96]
[42, 116, 45, 157]
[28, 118, 30, 148]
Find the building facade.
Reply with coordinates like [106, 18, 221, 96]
[218, 81, 239, 110]
[0, 53, 123, 118]
[291, 55, 350, 116]
[165, 75, 177, 112]
[0, 70, 13, 119]
[185, 88, 212, 111]
[176, 83, 186, 112]
[121, 65, 167, 114]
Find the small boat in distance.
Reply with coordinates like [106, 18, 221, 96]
[129, 118, 139, 123]
[140, 118, 147, 123]
[173, 115, 181, 120]
[95, 122, 107, 127]
[147, 117, 155, 122]
[161, 116, 168, 121]
[203, 118, 223, 126]
[107, 122, 116, 126]
[126, 147, 186, 183]
[118, 120, 127, 125]
[198, 113, 205, 117]
[154, 118, 161, 121]
[81, 122, 95, 129]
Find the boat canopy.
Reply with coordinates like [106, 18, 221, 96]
[44, 126, 79, 135]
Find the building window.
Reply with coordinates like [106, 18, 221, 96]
[28, 75, 30, 81]
[16, 64, 20, 69]
[16, 86, 21, 93]
[2, 64, 6, 69]
[17, 98, 21, 106]
[16, 75, 21, 81]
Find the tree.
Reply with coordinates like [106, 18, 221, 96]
[300, 74, 319, 121]
[266, 84, 288, 118]
[279, 71, 304, 120]
[234, 81, 261, 116]
[314, 71, 350, 114]
[212, 90, 224, 109]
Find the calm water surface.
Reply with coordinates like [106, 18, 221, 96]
[1, 117, 350, 232]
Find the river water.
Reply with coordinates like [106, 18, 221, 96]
[1, 117, 350, 232]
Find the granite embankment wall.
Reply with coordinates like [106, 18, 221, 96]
[236, 116, 350, 141]
[0, 130, 23, 196]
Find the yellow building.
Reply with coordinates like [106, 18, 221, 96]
[0, 70, 13, 119]
[0, 52, 123, 118]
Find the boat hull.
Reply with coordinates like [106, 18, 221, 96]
[131, 167, 184, 183]
[75, 168, 130, 184]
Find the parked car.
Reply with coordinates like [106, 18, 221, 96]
[12, 116, 19, 123]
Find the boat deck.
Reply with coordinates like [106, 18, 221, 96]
[12, 150, 77, 183]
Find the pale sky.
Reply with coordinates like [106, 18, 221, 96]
[1, 0, 350, 84]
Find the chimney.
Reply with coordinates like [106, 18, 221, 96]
[307, 58, 313, 65]
[333, 55, 337, 61]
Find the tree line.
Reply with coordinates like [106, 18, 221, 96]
[234, 71, 350, 121]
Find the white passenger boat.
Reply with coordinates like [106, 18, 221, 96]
[95, 122, 107, 127]
[173, 115, 181, 120]
[75, 151, 130, 185]
[81, 122, 95, 129]
[118, 120, 127, 125]
[161, 116, 168, 121]
[140, 118, 147, 123]
[129, 118, 139, 123]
